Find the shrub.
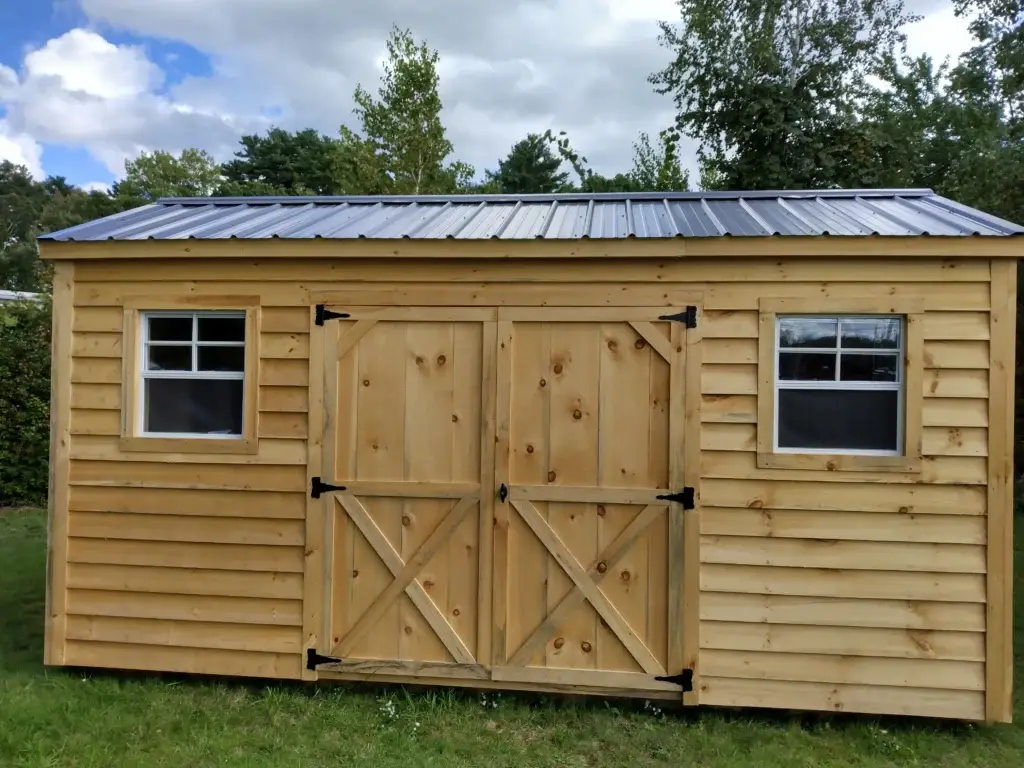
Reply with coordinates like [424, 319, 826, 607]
[0, 296, 51, 507]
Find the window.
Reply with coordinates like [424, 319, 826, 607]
[757, 298, 923, 473]
[775, 315, 902, 454]
[121, 297, 259, 454]
[141, 312, 247, 437]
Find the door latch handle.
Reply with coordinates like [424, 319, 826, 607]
[498, 483, 508, 503]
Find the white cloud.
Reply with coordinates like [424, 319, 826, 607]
[81, 180, 111, 192]
[0, 1, 981, 186]
[0, 120, 44, 177]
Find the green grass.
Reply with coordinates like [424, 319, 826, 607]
[1, 509, 1022, 767]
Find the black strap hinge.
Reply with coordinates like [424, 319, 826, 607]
[311, 477, 346, 499]
[306, 649, 342, 670]
[656, 487, 695, 510]
[655, 669, 694, 691]
[315, 304, 351, 326]
[659, 305, 697, 328]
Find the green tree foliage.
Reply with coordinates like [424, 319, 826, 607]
[650, 0, 919, 190]
[486, 134, 570, 193]
[113, 149, 222, 200]
[0, 296, 51, 507]
[630, 130, 690, 191]
[220, 128, 347, 195]
[349, 26, 474, 194]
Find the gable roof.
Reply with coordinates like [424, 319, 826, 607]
[38, 189, 1024, 242]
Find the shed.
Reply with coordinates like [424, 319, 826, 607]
[37, 189, 1022, 722]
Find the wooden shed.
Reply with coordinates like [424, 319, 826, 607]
[38, 189, 1022, 722]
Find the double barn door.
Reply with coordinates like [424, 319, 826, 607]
[310, 301, 700, 700]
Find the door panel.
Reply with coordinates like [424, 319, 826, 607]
[320, 307, 495, 676]
[492, 308, 696, 696]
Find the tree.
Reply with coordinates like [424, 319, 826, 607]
[113, 149, 222, 200]
[954, 0, 1023, 124]
[350, 26, 474, 194]
[0, 161, 47, 291]
[650, 0, 919, 190]
[486, 134, 569, 193]
[220, 128, 345, 195]
[629, 130, 690, 191]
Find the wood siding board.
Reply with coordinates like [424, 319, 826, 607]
[45, 260, 74, 666]
[986, 258, 1015, 723]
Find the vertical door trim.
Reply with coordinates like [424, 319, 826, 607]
[491, 320, 514, 667]
[477, 321, 499, 665]
[302, 305, 328, 680]
[681, 307, 703, 705]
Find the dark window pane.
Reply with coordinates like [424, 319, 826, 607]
[840, 353, 899, 382]
[779, 318, 837, 349]
[144, 378, 244, 435]
[148, 316, 192, 341]
[198, 316, 246, 342]
[778, 352, 836, 381]
[840, 318, 900, 349]
[778, 389, 899, 451]
[198, 346, 245, 372]
[147, 345, 192, 371]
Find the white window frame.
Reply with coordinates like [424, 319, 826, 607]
[138, 310, 247, 440]
[773, 314, 905, 457]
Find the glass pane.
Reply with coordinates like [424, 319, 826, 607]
[148, 316, 192, 341]
[840, 318, 900, 349]
[840, 353, 899, 382]
[144, 378, 244, 435]
[198, 315, 246, 342]
[147, 345, 192, 372]
[778, 352, 836, 381]
[198, 345, 245, 372]
[778, 389, 899, 451]
[778, 318, 837, 349]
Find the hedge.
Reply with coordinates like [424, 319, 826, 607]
[0, 297, 51, 507]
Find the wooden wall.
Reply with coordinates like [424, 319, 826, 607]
[46, 253, 1009, 721]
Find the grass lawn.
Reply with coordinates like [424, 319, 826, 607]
[1, 508, 1022, 767]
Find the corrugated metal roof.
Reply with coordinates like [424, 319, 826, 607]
[38, 189, 1024, 242]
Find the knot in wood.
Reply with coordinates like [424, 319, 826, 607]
[572, 408, 583, 420]
[352, 570, 359, 577]
[526, 444, 535, 454]
[607, 340, 618, 351]
[362, 379, 370, 387]
[596, 505, 606, 517]
[635, 339, 646, 350]
[401, 515, 411, 527]
[553, 637, 565, 650]
[620, 570, 631, 583]
[452, 414, 459, 423]
[452, 608, 460, 617]
[539, 378, 547, 388]
[404, 625, 413, 635]
[548, 470, 557, 482]
[415, 356, 424, 365]
[423, 580, 434, 590]
[553, 363, 563, 375]
[437, 354, 446, 366]
[581, 641, 592, 653]
[596, 561, 608, 574]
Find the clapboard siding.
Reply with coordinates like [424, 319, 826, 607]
[49, 256, 1002, 720]
[694, 273, 992, 722]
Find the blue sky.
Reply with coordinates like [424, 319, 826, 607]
[0, 0, 976, 190]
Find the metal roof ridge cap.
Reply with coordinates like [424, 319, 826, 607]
[775, 197, 820, 234]
[661, 199, 681, 236]
[698, 199, 727, 235]
[624, 199, 636, 237]
[447, 201, 488, 239]
[854, 195, 926, 235]
[737, 198, 775, 235]
[404, 201, 453, 238]
[537, 200, 559, 238]
[491, 201, 524, 239]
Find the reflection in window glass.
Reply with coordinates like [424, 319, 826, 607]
[778, 318, 837, 349]
[840, 318, 900, 349]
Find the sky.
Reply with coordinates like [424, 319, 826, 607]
[0, 0, 978, 191]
